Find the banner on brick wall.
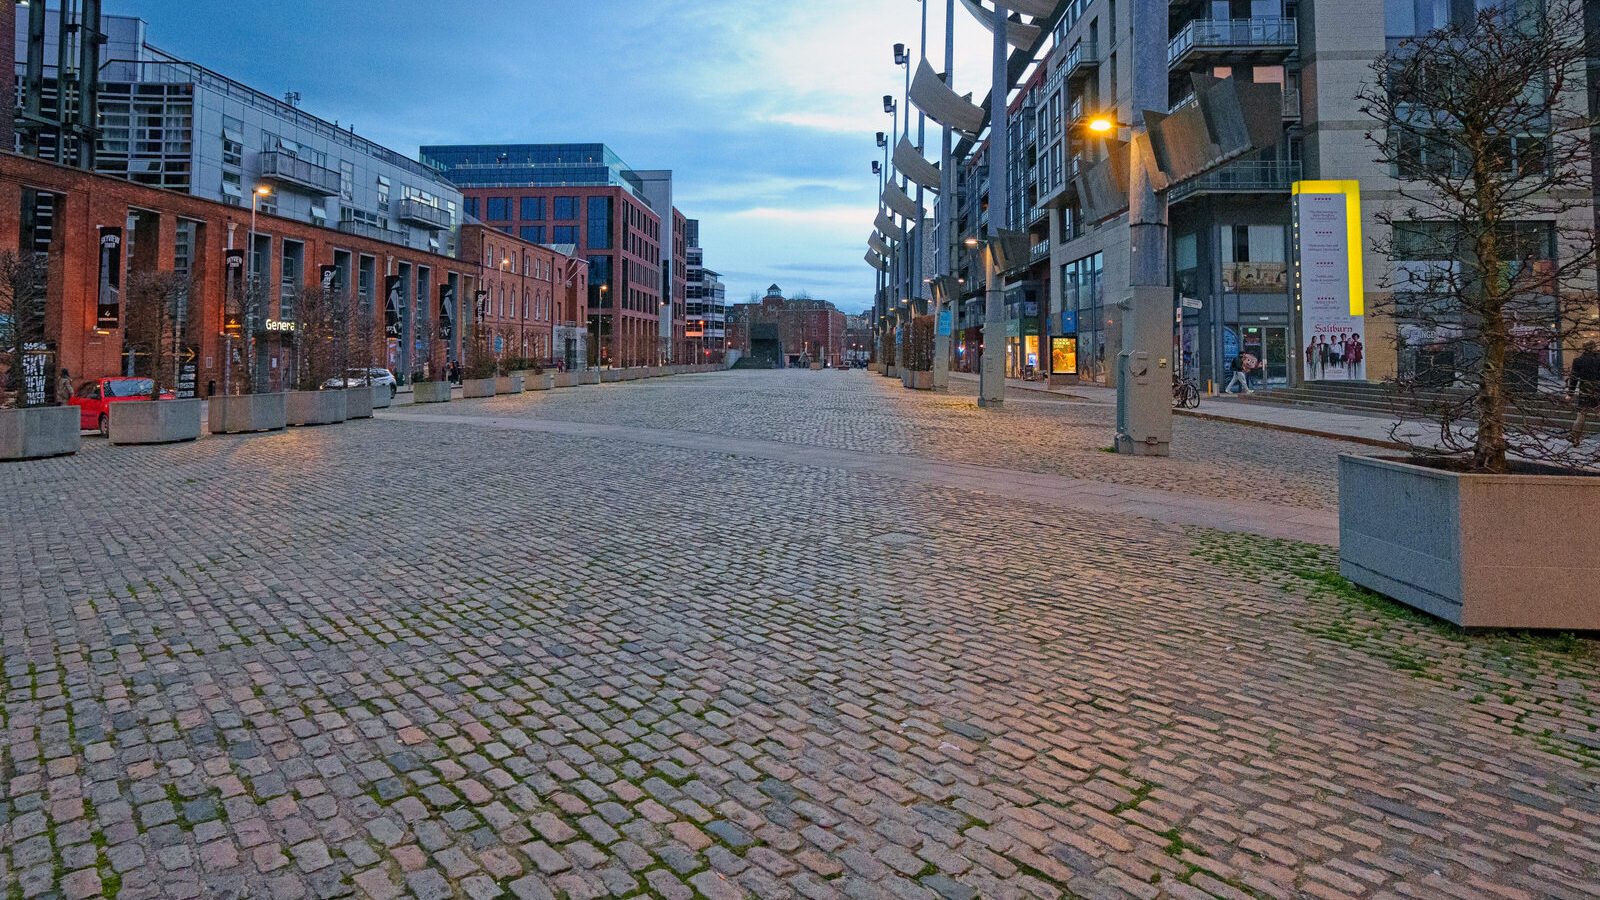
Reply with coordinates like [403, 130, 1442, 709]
[439, 284, 456, 342]
[223, 249, 245, 336]
[96, 227, 122, 330]
[384, 275, 403, 339]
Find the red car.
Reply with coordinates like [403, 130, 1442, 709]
[68, 377, 175, 435]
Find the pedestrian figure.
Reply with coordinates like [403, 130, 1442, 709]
[56, 368, 72, 405]
[1225, 354, 1253, 394]
[1570, 342, 1600, 445]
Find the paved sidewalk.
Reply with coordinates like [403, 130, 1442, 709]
[948, 371, 1427, 448]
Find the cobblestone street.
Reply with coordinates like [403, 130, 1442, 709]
[4, 370, 1599, 900]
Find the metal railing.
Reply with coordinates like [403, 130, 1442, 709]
[1065, 41, 1099, 79]
[259, 151, 342, 196]
[1171, 84, 1301, 118]
[396, 197, 452, 230]
[337, 217, 410, 245]
[1030, 240, 1051, 263]
[1168, 18, 1298, 65]
[1167, 159, 1302, 203]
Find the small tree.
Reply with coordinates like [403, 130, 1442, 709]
[908, 315, 935, 372]
[464, 318, 497, 379]
[347, 293, 377, 387]
[0, 251, 51, 408]
[1360, 0, 1599, 472]
[124, 271, 190, 400]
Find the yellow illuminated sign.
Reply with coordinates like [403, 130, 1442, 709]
[1291, 180, 1364, 316]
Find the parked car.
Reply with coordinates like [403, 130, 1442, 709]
[320, 368, 397, 398]
[68, 377, 175, 435]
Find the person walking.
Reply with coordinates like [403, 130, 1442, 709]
[1225, 353, 1253, 395]
[1569, 342, 1600, 445]
[55, 368, 73, 406]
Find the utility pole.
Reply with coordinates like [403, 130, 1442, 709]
[978, 1, 1009, 407]
[932, 0, 956, 392]
[1115, 0, 1173, 455]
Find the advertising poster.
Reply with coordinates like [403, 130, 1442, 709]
[384, 275, 403, 339]
[439, 284, 456, 341]
[96, 227, 123, 330]
[1293, 181, 1367, 382]
[223, 249, 245, 336]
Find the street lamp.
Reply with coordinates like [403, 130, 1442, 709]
[245, 184, 272, 392]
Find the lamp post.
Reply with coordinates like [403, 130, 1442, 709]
[932, 0, 956, 392]
[978, 1, 1009, 408]
[246, 184, 272, 392]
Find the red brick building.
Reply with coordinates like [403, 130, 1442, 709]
[728, 285, 847, 368]
[461, 185, 661, 368]
[0, 152, 486, 393]
[458, 224, 586, 370]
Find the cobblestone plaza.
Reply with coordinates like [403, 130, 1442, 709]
[3, 371, 1598, 899]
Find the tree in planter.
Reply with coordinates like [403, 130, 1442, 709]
[908, 315, 935, 372]
[123, 271, 191, 400]
[463, 320, 497, 380]
[1359, 0, 1599, 472]
[288, 285, 337, 392]
[347, 296, 379, 389]
[0, 251, 51, 408]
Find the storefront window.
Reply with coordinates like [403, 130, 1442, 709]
[1220, 224, 1287, 294]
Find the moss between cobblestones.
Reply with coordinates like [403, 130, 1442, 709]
[1188, 529, 1600, 768]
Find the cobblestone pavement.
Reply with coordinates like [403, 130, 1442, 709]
[4, 370, 1599, 900]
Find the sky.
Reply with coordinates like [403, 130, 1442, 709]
[108, 0, 997, 314]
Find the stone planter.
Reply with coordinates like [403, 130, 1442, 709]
[529, 373, 556, 391]
[552, 372, 576, 388]
[1339, 454, 1600, 630]
[810, 362, 823, 371]
[909, 371, 933, 390]
[884, 366, 900, 378]
[285, 390, 347, 427]
[110, 398, 203, 445]
[345, 386, 374, 420]
[370, 384, 392, 409]
[461, 378, 497, 399]
[601, 370, 624, 383]
[413, 381, 452, 404]
[208, 393, 287, 435]
[0, 406, 81, 461]
[495, 375, 525, 395]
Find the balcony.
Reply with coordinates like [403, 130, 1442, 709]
[1172, 84, 1301, 119]
[337, 217, 410, 245]
[396, 198, 452, 231]
[1029, 239, 1051, 263]
[1168, 18, 1297, 72]
[258, 151, 341, 196]
[1065, 41, 1100, 81]
[1027, 205, 1048, 226]
[1167, 158, 1301, 205]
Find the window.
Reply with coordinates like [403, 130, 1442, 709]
[1220, 224, 1286, 294]
[553, 225, 579, 244]
[280, 241, 305, 320]
[464, 197, 479, 219]
[521, 197, 545, 221]
[554, 196, 579, 220]
[587, 196, 613, 250]
[340, 161, 354, 202]
[520, 225, 545, 244]
[377, 176, 391, 212]
[487, 197, 513, 221]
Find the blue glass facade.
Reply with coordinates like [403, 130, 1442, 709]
[419, 144, 646, 198]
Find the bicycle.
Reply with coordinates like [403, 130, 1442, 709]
[1172, 376, 1201, 409]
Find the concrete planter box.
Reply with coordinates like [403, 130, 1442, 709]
[345, 386, 374, 420]
[884, 366, 900, 378]
[552, 372, 577, 388]
[285, 390, 347, 427]
[810, 362, 823, 371]
[495, 375, 525, 395]
[110, 398, 202, 445]
[208, 393, 286, 435]
[461, 378, 497, 398]
[528, 373, 555, 391]
[908, 371, 933, 390]
[370, 385, 392, 409]
[413, 381, 452, 404]
[0, 406, 81, 461]
[601, 370, 624, 383]
[1339, 454, 1600, 630]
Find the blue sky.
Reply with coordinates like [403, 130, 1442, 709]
[108, 1, 993, 314]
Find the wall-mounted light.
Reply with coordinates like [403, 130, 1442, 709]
[883, 95, 896, 115]
[893, 43, 909, 66]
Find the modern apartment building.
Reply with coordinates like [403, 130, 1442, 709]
[976, 0, 1592, 390]
[419, 144, 677, 368]
[684, 219, 728, 361]
[12, 11, 464, 259]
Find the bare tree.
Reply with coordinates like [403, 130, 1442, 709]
[908, 315, 934, 372]
[124, 271, 191, 400]
[1359, 0, 1599, 472]
[0, 251, 50, 408]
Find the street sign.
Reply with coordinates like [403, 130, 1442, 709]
[1180, 296, 1202, 310]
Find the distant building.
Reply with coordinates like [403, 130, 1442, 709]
[684, 219, 727, 362]
[844, 315, 873, 367]
[728, 285, 846, 368]
[420, 144, 688, 368]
